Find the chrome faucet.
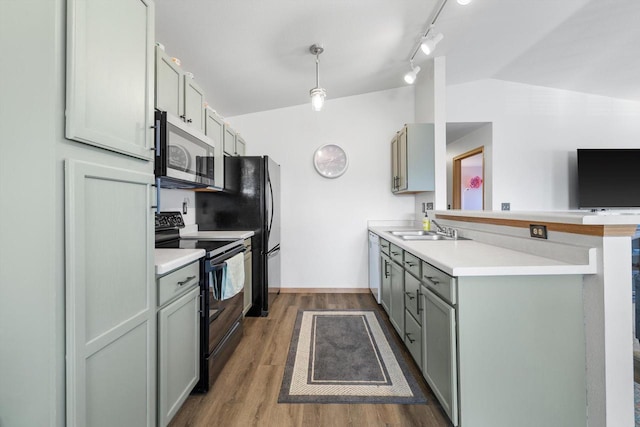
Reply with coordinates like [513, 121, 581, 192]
[431, 219, 446, 233]
[431, 219, 458, 239]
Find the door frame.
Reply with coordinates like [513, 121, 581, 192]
[452, 146, 484, 210]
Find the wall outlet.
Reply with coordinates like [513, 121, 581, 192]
[426, 202, 434, 210]
[501, 202, 510, 211]
[182, 201, 188, 214]
[529, 224, 548, 239]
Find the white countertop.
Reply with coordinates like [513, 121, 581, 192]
[155, 249, 205, 275]
[434, 209, 640, 225]
[369, 226, 596, 277]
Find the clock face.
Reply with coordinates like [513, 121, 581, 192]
[313, 144, 348, 178]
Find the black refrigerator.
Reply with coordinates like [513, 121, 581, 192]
[195, 156, 281, 317]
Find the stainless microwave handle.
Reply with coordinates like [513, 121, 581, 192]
[154, 118, 161, 157]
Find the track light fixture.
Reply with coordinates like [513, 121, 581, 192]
[404, 62, 421, 84]
[403, 0, 471, 84]
[309, 44, 326, 111]
[420, 32, 444, 56]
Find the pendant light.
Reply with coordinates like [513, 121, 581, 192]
[309, 44, 326, 111]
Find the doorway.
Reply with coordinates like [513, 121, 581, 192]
[453, 147, 484, 210]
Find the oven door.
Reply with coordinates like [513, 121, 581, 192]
[203, 246, 246, 354]
[155, 110, 217, 188]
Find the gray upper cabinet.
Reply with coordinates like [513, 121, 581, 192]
[155, 46, 205, 133]
[184, 77, 205, 133]
[155, 46, 184, 119]
[223, 124, 236, 156]
[65, 159, 156, 427]
[205, 108, 225, 188]
[235, 134, 246, 156]
[391, 123, 435, 194]
[66, 0, 154, 160]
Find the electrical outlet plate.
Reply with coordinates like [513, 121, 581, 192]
[501, 202, 510, 211]
[426, 202, 434, 210]
[530, 224, 547, 239]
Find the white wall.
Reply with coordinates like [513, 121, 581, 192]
[228, 87, 415, 288]
[159, 188, 197, 225]
[414, 57, 447, 215]
[447, 79, 640, 211]
[446, 124, 493, 209]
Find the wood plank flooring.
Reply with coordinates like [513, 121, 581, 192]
[169, 293, 451, 427]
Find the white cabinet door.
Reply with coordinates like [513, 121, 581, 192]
[184, 77, 205, 133]
[158, 286, 200, 427]
[424, 287, 458, 426]
[65, 159, 155, 427]
[66, 0, 154, 160]
[155, 46, 184, 119]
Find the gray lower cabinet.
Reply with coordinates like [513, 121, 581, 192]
[422, 285, 458, 426]
[65, 160, 156, 427]
[389, 258, 405, 337]
[380, 254, 392, 314]
[404, 309, 422, 370]
[243, 238, 253, 315]
[157, 280, 200, 427]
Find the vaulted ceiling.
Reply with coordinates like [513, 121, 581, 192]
[155, 0, 640, 118]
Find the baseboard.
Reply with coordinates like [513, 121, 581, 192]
[275, 288, 371, 294]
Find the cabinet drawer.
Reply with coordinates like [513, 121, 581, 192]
[404, 309, 422, 369]
[404, 272, 421, 321]
[403, 251, 420, 278]
[158, 261, 200, 307]
[421, 261, 456, 305]
[380, 238, 390, 256]
[389, 243, 403, 265]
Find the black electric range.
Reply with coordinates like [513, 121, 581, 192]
[155, 211, 246, 393]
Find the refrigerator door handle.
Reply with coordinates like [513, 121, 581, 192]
[267, 245, 280, 257]
[267, 173, 274, 235]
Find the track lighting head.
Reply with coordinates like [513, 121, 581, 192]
[420, 32, 444, 56]
[404, 64, 421, 85]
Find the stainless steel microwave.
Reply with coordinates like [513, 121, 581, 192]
[154, 110, 218, 188]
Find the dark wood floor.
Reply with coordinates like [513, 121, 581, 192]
[169, 293, 451, 427]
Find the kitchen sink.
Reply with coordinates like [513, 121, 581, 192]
[401, 234, 469, 241]
[387, 229, 469, 241]
[390, 230, 434, 236]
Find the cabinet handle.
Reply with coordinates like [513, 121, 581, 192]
[417, 289, 422, 313]
[405, 333, 415, 344]
[179, 114, 186, 121]
[405, 261, 415, 267]
[177, 275, 196, 286]
[405, 291, 415, 300]
[384, 261, 389, 278]
[391, 251, 399, 256]
[424, 276, 439, 284]
[187, 119, 193, 123]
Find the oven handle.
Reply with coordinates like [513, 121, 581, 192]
[206, 245, 246, 271]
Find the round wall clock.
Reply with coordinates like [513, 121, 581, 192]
[313, 144, 348, 178]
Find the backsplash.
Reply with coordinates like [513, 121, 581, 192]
[159, 188, 196, 225]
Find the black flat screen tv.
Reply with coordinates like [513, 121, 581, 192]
[577, 148, 640, 209]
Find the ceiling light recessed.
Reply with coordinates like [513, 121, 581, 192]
[457, 0, 472, 5]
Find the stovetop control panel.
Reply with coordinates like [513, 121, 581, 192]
[155, 211, 185, 230]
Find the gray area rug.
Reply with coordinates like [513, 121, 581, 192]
[278, 309, 427, 404]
